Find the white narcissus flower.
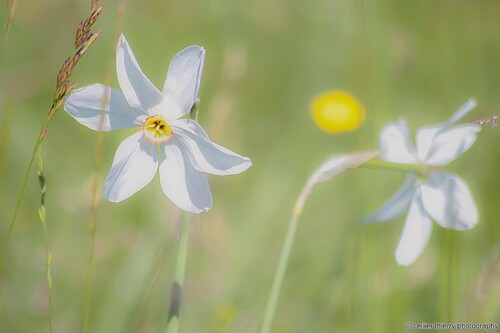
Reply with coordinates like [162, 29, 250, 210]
[365, 99, 480, 266]
[64, 34, 251, 213]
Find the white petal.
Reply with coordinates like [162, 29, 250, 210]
[379, 118, 418, 164]
[116, 34, 163, 110]
[416, 98, 478, 163]
[172, 119, 252, 175]
[420, 172, 478, 230]
[416, 125, 443, 162]
[364, 175, 416, 223]
[422, 124, 480, 166]
[64, 84, 146, 131]
[159, 139, 212, 213]
[447, 98, 477, 126]
[103, 132, 158, 202]
[162, 46, 205, 119]
[395, 194, 432, 266]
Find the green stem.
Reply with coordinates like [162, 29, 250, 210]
[261, 210, 301, 333]
[447, 233, 456, 322]
[37, 147, 54, 333]
[82, 134, 103, 333]
[440, 231, 457, 322]
[83, 215, 97, 333]
[165, 212, 191, 333]
[82, 70, 111, 333]
[361, 159, 428, 176]
[132, 235, 171, 333]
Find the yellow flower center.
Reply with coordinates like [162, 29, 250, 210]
[310, 91, 365, 134]
[142, 115, 173, 144]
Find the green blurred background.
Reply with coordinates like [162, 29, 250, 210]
[1, 0, 499, 332]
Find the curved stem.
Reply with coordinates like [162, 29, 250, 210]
[1, 0, 103, 278]
[260, 153, 425, 332]
[165, 212, 191, 333]
[0, 133, 42, 275]
[261, 182, 307, 333]
[0, 85, 58, 275]
[261, 212, 300, 333]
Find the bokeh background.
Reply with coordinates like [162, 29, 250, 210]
[1, 0, 499, 332]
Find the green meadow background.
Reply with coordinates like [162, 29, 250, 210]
[1, 1, 499, 332]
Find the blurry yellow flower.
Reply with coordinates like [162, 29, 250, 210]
[216, 303, 237, 325]
[310, 90, 365, 133]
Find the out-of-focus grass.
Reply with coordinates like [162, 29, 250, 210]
[1, 1, 499, 332]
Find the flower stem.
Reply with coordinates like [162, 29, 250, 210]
[133, 236, 171, 332]
[82, 221, 96, 333]
[82, 195, 100, 333]
[165, 212, 191, 333]
[83, 69, 114, 333]
[440, 231, 457, 322]
[261, 212, 300, 333]
[37, 147, 54, 333]
[261, 182, 307, 333]
[361, 159, 427, 176]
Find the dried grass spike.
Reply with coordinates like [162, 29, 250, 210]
[88, 4, 105, 27]
[75, 3, 104, 49]
[91, 0, 101, 12]
[66, 82, 78, 96]
[56, 58, 71, 86]
[77, 30, 102, 58]
[74, 21, 85, 48]
[75, 32, 91, 50]
[56, 57, 75, 89]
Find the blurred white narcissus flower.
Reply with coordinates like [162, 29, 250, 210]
[365, 99, 480, 266]
[64, 34, 252, 213]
